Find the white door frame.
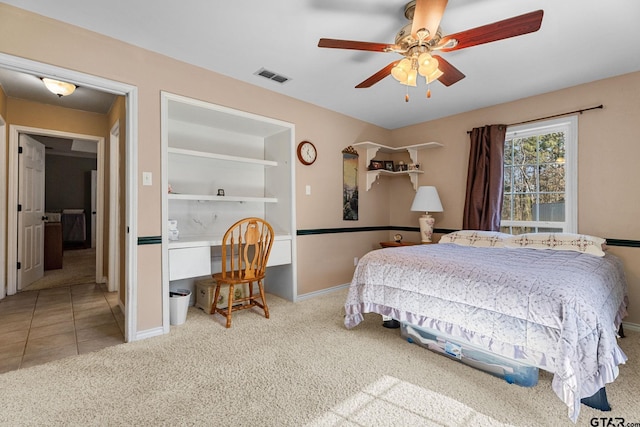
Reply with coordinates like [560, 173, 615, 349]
[108, 120, 120, 294]
[0, 52, 139, 342]
[0, 114, 6, 300]
[8, 126, 103, 293]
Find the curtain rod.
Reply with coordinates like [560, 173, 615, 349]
[466, 104, 604, 134]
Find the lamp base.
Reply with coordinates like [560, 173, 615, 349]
[418, 214, 435, 243]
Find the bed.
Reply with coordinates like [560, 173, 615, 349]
[344, 231, 629, 422]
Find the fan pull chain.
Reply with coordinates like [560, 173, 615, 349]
[405, 85, 409, 102]
[426, 81, 431, 99]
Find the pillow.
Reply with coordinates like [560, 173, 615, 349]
[439, 230, 513, 248]
[503, 233, 606, 257]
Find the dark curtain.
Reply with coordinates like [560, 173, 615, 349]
[462, 124, 507, 231]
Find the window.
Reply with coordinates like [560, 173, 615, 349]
[501, 116, 577, 234]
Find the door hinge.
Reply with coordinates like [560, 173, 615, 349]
[17, 204, 22, 212]
[18, 146, 23, 154]
[17, 262, 21, 270]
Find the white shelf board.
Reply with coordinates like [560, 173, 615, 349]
[365, 169, 424, 191]
[168, 193, 278, 203]
[168, 147, 277, 167]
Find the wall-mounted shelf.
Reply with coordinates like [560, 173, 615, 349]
[352, 141, 442, 190]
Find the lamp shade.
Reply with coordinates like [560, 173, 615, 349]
[411, 186, 443, 213]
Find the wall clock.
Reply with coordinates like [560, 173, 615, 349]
[297, 140, 317, 165]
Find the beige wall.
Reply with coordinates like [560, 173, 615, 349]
[1, 4, 637, 330]
[6, 98, 108, 136]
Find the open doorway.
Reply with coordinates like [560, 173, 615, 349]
[0, 52, 139, 343]
[10, 130, 104, 293]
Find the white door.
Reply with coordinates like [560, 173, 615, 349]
[18, 134, 46, 290]
[91, 169, 97, 249]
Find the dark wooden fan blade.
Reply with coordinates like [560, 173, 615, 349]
[318, 38, 393, 52]
[411, 0, 448, 40]
[355, 61, 400, 88]
[439, 10, 543, 52]
[432, 55, 465, 86]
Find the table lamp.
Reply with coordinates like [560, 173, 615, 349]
[410, 186, 443, 243]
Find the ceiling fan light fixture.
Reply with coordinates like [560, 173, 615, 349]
[424, 68, 443, 84]
[419, 57, 440, 77]
[392, 57, 414, 83]
[404, 69, 418, 87]
[391, 66, 408, 83]
[317, 3, 543, 93]
[42, 77, 76, 97]
[417, 51, 433, 66]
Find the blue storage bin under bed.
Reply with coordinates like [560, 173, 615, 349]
[400, 322, 539, 387]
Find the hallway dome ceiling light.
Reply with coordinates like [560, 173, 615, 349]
[42, 77, 76, 97]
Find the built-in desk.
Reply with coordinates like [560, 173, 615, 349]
[168, 234, 293, 281]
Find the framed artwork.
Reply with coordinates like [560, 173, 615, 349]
[342, 146, 359, 221]
[368, 160, 384, 170]
[384, 160, 394, 171]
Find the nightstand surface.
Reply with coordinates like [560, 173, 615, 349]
[380, 241, 422, 248]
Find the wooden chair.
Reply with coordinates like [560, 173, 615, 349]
[211, 217, 274, 328]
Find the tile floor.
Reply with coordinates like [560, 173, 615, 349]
[0, 283, 124, 373]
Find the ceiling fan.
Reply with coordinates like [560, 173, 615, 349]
[318, 0, 543, 99]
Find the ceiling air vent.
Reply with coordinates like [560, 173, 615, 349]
[255, 68, 291, 84]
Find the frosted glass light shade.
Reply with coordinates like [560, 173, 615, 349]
[42, 78, 76, 97]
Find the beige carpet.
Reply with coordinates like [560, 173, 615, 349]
[22, 248, 96, 292]
[0, 288, 638, 426]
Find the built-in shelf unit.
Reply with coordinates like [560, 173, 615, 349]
[352, 141, 442, 190]
[161, 92, 297, 329]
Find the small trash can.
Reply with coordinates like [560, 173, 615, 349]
[169, 289, 191, 326]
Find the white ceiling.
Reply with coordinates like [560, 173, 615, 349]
[2, 0, 640, 129]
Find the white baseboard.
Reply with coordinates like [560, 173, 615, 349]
[296, 283, 350, 302]
[622, 321, 640, 333]
[133, 326, 165, 341]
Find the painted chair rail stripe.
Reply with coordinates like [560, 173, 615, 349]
[296, 227, 639, 248]
[138, 236, 162, 245]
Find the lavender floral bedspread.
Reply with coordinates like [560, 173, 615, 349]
[344, 244, 628, 422]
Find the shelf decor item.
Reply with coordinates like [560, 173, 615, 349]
[411, 186, 443, 242]
[384, 160, 395, 171]
[368, 160, 384, 170]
